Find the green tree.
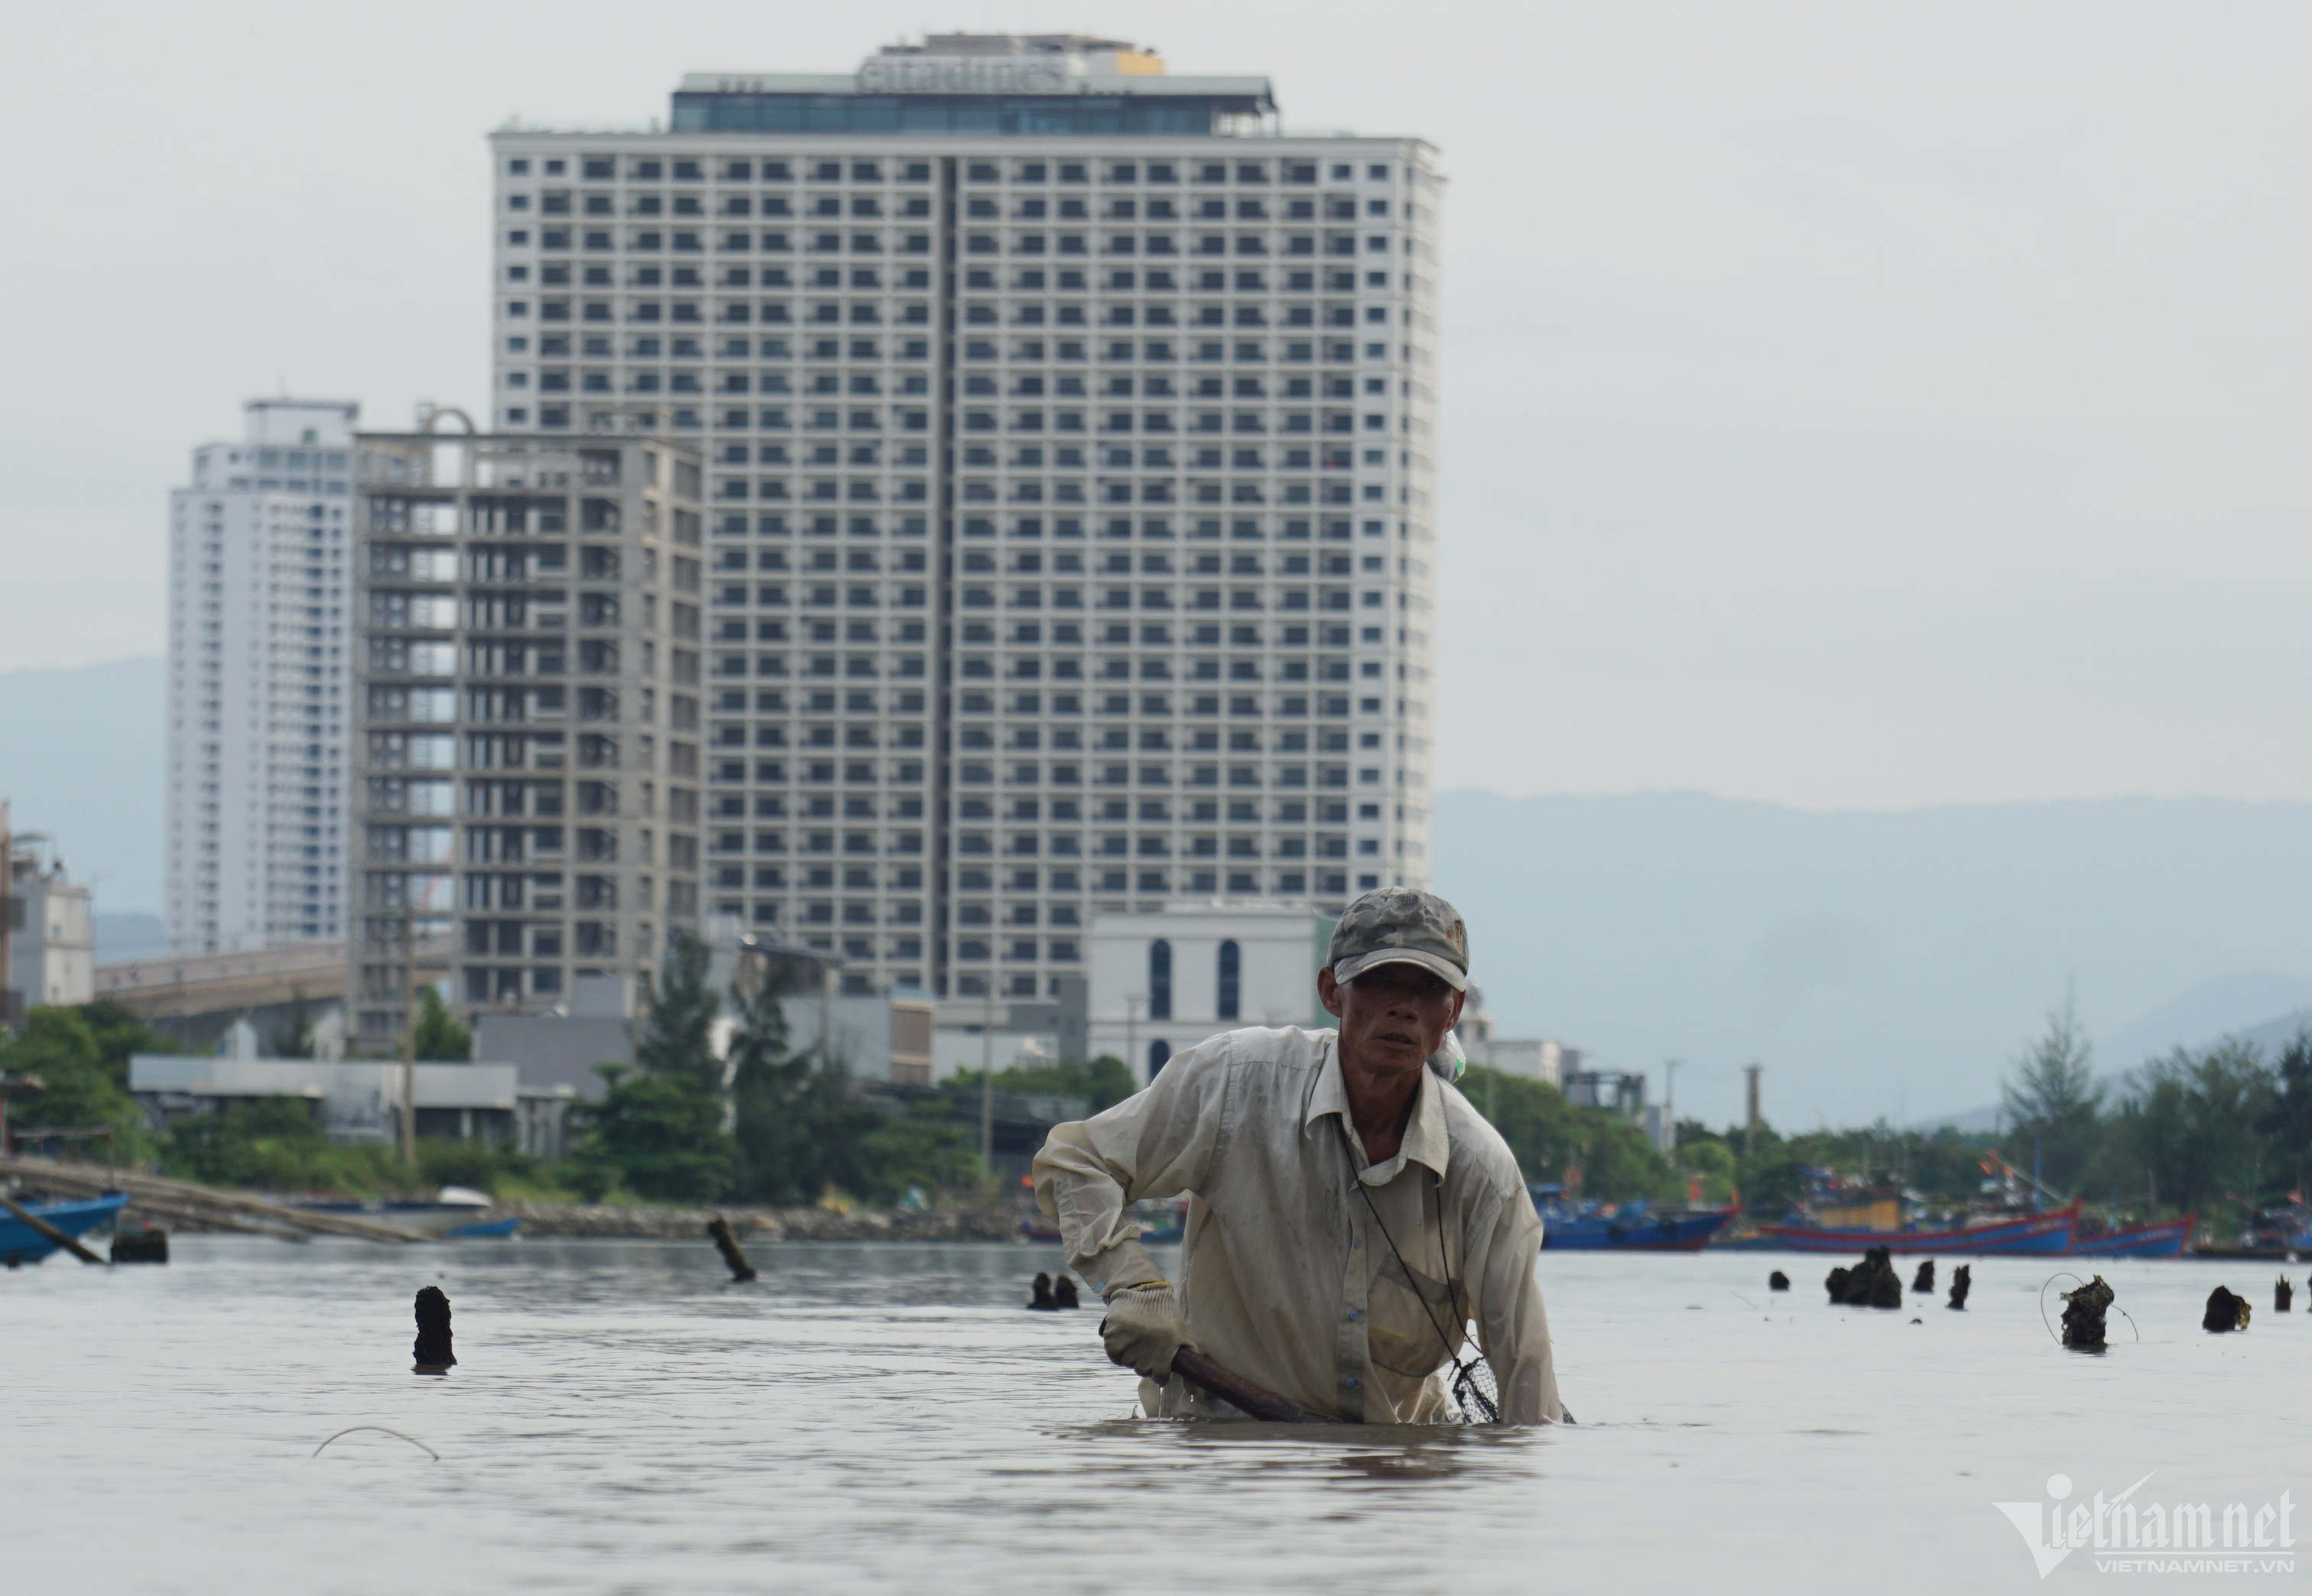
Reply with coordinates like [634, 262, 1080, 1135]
[164, 1097, 338, 1189]
[634, 934, 719, 1091]
[2115, 1040, 2276, 1217]
[945, 1054, 1139, 1116]
[412, 988, 472, 1061]
[852, 1098, 977, 1205]
[1736, 1150, 1815, 1216]
[0, 1007, 138, 1134]
[76, 1001, 164, 1083]
[570, 1063, 737, 1202]
[1458, 1067, 1678, 1201]
[2258, 1031, 2312, 1199]
[2001, 995, 2105, 1195]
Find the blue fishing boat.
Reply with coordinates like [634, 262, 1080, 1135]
[1528, 1189, 1736, 1251]
[294, 1185, 519, 1239]
[1, 1193, 128, 1264]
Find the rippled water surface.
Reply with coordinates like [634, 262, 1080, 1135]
[7, 1236, 2305, 1592]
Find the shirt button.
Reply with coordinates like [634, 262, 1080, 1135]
[1350, 1235, 1363, 1250]
[1346, 1308, 1362, 1321]
[1342, 1375, 1360, 1390]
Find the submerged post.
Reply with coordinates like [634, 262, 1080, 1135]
[706, 1215, 758, 1283]
[413, 1286, 456, 1374]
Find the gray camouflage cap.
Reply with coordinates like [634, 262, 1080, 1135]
[1327, 886, 1469, 991]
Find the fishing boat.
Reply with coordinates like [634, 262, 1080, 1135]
[1755, 1202, 2080, 1255]
[2070, 1216, 2193, 1258]
[1526, 1188, 1735, 1251]
[1, 1192, 128, 1264]
[1541, 1205, 1736, 1251]
[295, 1186, 519, 1239]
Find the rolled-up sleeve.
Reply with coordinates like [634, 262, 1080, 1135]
[1032, 1034, 1235, 1295]
[1467, 1182, 1564, 1424]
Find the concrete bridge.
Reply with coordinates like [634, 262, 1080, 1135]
[92, 942, 348, 1051]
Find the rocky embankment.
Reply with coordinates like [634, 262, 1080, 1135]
[494, 1200, 1019, 1241]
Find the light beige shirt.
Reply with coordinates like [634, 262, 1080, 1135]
[1033, 1025, 1564, 1424]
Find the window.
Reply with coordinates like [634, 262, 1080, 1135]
[1216, 939, 1240, 1020]
[1148, 1038, 1171, 1079]
[1148, 937, 1172, 1020]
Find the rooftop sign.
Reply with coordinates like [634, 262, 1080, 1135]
[855, 54, 1077, 96]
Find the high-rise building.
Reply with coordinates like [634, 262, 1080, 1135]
[487, 34, 1441, 1004]
[167, 399, 358, 954]
[344, 421, 705, 1050]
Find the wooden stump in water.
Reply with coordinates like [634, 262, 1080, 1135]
[413, 1286, 456, 1374]
[1827, 1245, 1902, 1309]
[1947, 1264, 1971, 1311]
[1768, 1270, 1790, 1291]
[1911, 1260, 1934, 1295]
[2278, 1275, 2294, 1315]
[2203, 1285, 2249, 1333]
[2060, 1275, 2113, 1352]
[1054, 1274, 1080, 1309]
[706, 1216, 758, 1283]
[1027, 1271, 1059, 1310]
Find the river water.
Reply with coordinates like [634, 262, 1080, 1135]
[5, 1237, 2304, 1592]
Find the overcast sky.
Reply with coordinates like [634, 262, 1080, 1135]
[3, 2, 2304, 809]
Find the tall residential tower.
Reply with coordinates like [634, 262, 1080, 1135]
[167, 399, 356, 953]
[345, 423, 705, 1051]
[487, 34, 1441, 1004]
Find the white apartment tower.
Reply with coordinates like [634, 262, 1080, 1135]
[167, 400, 356, 953]
[489, 34, 1440, 1001]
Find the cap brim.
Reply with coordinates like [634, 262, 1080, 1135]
[1332, 949, 1468, 992]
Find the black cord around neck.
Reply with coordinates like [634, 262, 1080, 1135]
[1336, 1118, 1491, 1416]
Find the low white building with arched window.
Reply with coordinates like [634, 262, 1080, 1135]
[1087, 902, 1336, 1084]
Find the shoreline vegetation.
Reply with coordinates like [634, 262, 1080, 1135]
[2, 959, 2305, 1241]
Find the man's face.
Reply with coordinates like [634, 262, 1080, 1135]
[1320, 960, 1466, 1079]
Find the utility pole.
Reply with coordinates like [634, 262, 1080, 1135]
[1742, 1062, 1762, 1156]
[0, 802, 15, 1036]
[978, 980, 995, 1173]
[398, 900, 419, 1163]
[1664, 1058, 1681, 1141]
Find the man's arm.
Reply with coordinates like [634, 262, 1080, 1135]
[1031, 1036, 1232, 1295]
[1467, 1181, 1564, 1425]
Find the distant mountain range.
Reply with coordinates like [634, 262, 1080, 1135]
[10, 660, 2312, 1127]
[1431, 790, 2312, 1128]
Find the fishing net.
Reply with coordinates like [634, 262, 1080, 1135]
[1447, 1332, 1499, 1425]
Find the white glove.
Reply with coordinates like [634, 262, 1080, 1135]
[1099, 1283, 1197, 1380]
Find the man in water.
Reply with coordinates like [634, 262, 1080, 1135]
[1032, 887, 1564, 1423]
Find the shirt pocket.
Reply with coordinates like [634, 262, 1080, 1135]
[1365, 1248, 1463, 1377]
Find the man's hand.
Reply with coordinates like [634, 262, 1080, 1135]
[1099, 1283, 1197, 1380]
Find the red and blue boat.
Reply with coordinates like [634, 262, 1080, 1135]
[2069, 1216, 2193, 1258]
[1755, 1201, 2079, 1255]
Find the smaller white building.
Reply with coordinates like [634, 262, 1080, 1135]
[1465, 1036, 1564, 1089]
[1089, 902, 1335, 1083]
[7, 823, 95, 1010]
[129, 1053, 521, 1143]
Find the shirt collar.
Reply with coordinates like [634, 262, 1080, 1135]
[1305, 1033, 1453, 1185]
